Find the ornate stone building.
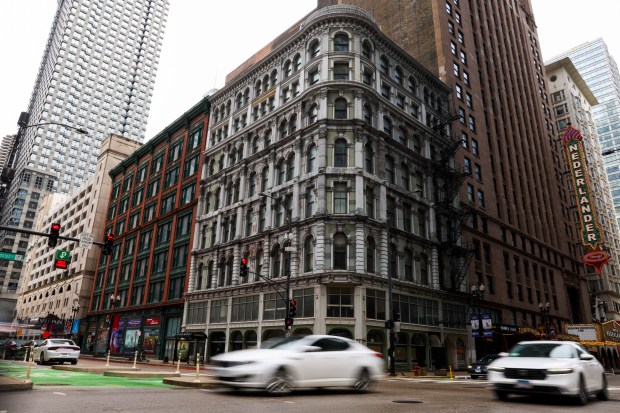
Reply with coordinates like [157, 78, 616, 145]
[186, 5, 470, 371]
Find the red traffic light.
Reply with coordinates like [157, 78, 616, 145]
[48, 222, 61, 247]
[240, 258, 249, 277]
[102, 233, 115, 256]
[54, 259, 68, 269]
[105, 234, 115, 242]
[241, 258, 248, 265]
[51, 223, 61, 231]
[290, 300, 296, 307]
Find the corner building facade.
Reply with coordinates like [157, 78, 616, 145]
[319, 0, 590, 353]
[187, 6, 471, 371]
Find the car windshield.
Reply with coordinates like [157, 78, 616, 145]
[480, 355, 498, 363]
[49, 340, 75, 346]
[508, 343, 575, 358]
[261, 336, 305, 350]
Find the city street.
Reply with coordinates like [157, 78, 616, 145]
[2, 374, 620, 413]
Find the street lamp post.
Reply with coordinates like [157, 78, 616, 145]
[260, 192, 294, 336]
[539, 301, 551, 338]
[470, 282, 486, 357]
[68, 301, 80, 339]
[106, 295, 121, 355]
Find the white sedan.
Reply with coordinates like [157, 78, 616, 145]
[487, 341, 608, 405]
[33, 338, 80, 365]
[210, 335, 384, 394]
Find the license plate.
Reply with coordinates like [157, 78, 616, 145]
[516, 380, 533, 389]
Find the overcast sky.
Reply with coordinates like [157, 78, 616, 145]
[1, 0, 619, 143]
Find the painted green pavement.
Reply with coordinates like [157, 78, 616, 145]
[0, 362, 172, 388]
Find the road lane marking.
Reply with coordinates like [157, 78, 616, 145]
[53, 392, 66, 396]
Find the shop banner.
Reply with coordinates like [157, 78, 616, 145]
[470, 314, 480, 337]
[481, 313, 493, 337]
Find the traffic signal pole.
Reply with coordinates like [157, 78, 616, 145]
[0, 225, 104, 246]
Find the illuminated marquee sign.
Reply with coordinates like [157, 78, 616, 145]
[562, 124, 610, 273]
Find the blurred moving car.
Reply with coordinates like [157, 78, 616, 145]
[468, 354, 500, 379]
[211, 335, 384, 395]
[487, 341, 608, 405]
[33, 338, 80, 365]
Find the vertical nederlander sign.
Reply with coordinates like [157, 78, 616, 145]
[563, 124, 610, 273]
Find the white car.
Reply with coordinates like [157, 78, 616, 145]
[210, 335, 384, 394]
[33, 338, 80, 365]
[487, 341, 608, 405]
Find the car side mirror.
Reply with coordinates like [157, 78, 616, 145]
[579, 353, 594, 361]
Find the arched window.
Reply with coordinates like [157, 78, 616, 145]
[362, 40, 372, 58]
[309, 39, 320, 58]
[276, 160, 285, 185]
[408, 76, 417, 95]
[214, 187, 221, 209]
[401, 164, 410, 191]
[264, 129, 272, 147]
[394, 66, 403, 84]
[385, 156, 395, 184]
[226, 100, 231, 115]
[293, 54, 302, 71]
[218, 156, 225, 171]
[205, 191, 211, 213]
[261, 167, 269, 191]
[366, 237, 376, 273]
[213, 108, 220, 123]
[207, 261, 213, 289]
[307, 144, 317, 173]
[226, 256, 234, 285]
[236, 93, 243, 109]
[333, 232, 347, 270]
[208, 160, 215, 176]
[279, 120, 288, 138]
[255, 79, 262, 96]
[364, 143, 374, 173]
[237, 144, 243, 161]
[244, 87, 250, 104]
[289, 114, 297, 134]
[365, 187, 375, 218]
[284, 60, 292, 78]
[195, 263, 205, 290]
[229, 149, 236, 166]
[362, 103, 372, 125]
[245, 208, 253, 236]
[256, 248, 264, 279]
[249, 172, 257, 196]
[226, 183, 234, 206]
[233, 179, 240, 202]
[334, 98, 347, 119]
[334, 33, 349, 52]
[398, 126, 407, 146]
[383, 116, 393, 137]
[380, 55, 389, 75]
[404, 249, 414, 282]
[272, 245, 281, 278]
[270, 69, 278, 86]
[309, 104, 318, 124]
[389, 243, 397, 279]
[420, 252, 429, 285]
[415, 172, 424, 195]
[286, 154, 295, 181]
[413, 134, 422, 154]
[334, 139, 347, 167]
[304, 237, 314, 272]
[252, 137, 259, 154]
[263, 74, 270, 90]
[218, 259, 226, 286]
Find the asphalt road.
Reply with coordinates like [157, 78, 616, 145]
[2, 376, 620, 413]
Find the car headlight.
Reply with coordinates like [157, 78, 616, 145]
[487, 366, 505, 372]
[467, 365, 472, 369]
[546, 368, 574, 374]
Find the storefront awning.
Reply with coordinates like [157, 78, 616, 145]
[175, 331, 207, 340]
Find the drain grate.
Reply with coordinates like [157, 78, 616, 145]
[393, 400, 423, 404]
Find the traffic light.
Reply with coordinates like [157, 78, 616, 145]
[48, 223, 61, 247]
[102, 233, 114, 256]
[54, 257, 68, 269]
[288, 300, 297, 319]
[240, 258, 248, 277]
[285, 317, 293, 327]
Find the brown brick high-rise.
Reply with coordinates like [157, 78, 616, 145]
[319, 0, 589, 352]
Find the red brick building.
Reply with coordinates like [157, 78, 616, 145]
[84, 97, 209, 360]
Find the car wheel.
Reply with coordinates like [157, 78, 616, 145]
[71, 359, 78, 365]
[265, 368, 292, 395]
[576, 376, 588, 406]
[596, 374, 609, 401]
[353, 369, 373, 393]
[39, 353, 46, 366]
[495, 390, 509, 401]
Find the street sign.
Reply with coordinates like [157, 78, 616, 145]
[79, 232, 94, 249]
[55, 250, 71, 261]
[0, 252, 23, 262]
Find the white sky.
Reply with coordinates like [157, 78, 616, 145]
[1, 0, 619, 143]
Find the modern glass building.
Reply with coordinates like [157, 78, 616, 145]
[0, 0, 169, 303]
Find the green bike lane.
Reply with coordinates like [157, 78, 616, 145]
[0, 362, 172, 388]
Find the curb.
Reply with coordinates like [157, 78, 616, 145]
[0, 377, 33, 392]
[162, 377, 219, 389]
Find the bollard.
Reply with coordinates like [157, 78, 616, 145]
[105, 350, 110, 366]
[175, 354, 181, 374]
[193, 353, 201, 382]
[449, 365, 453, 380]
[132, 351, 138, 369]
[23, 347, 28, 363]
[25, 349, 34, 382]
